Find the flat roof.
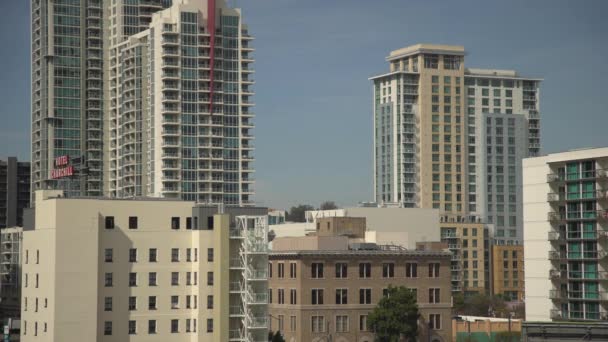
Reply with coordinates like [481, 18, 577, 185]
[387, 44, 465, 61]
[270, 249, 452, 258]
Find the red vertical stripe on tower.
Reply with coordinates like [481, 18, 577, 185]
[207, 0, 216, 115]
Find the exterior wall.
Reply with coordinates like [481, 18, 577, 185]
[308, 207, 441, 250]
[269, 251, 452, 342]
[440, 221, 487, 294]
[0, 227, 23, 321]
[315, 217, 366, 238]
[31, 0, 104, 198]
[491, 245, 524, 301]
[106, 0, 255, 205]
[20, 190, 267, 341]
[524, 147, 608, 322]
[272, 236, 349, 252]
[453, 318, 521, 342]
[0, 158, 30, 228]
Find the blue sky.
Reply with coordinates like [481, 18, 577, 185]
[1, 0, 607, 209]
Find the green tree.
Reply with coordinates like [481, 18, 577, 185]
[319, 201, 339, 210]
[268, 331, 286, 342]
[286, 204, 314, 222]
[368, 285, 420, 342]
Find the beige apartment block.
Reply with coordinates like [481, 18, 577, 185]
[268, 218, 452, 342]
[20, 190, 268, 342]
[491, 245, 524, 301]
[440, 217, 487, 295]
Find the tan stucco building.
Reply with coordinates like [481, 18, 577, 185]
[491, 245, 524, 301]
[20, 190, 268, 342]
[268, 217, 452, 342]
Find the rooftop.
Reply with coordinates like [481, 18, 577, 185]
[270, 248, 452, 258]
[387, 43, 465, 61]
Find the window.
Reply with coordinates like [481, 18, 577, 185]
[105, 273, 113, 287]
[171, 248, 179, 262]
[187, 248, 192, 262]
[104, 297, 112, 311]
[171, 217, 180, 230]
[268, 263, 273, 278]
[268, 289, 273, 304]
[207, 248, 214, 262]
[382, 263, 394, 278]
[359, 288, 371, 304]
[129, 272, 137, 287]
[207, 272, 213, 285]
[278, 315, 284, 331]
[172, 272, 179, 286]
[359, 263, 371, 278]
[290, 289, 297, 305]
[336, 288, 348, 304]
[335, 262, 347, 278]
[311, 263, 324, 278]
[429, 263, 440, 277]
[129, 248, 137, 262]
[186, 217, 192, 229]
[207, 295, 213, 309]
[429, 288, 440, 303]
[424, 54, 439, 69]
[311, 316, 325, 333]
[359, 315, 369, 331]
[129, 216, 138, 229]
[128, 320, 136, 335]
[129, 296, 136, 310]
[149, 272, 157, 286]
[104, 248, 113, 262]
[406, 263, 418, 278]
[206, 319, 213, 333]
[336, 315, 349, 332]
[278, 263, 285, 278]
[429, 314, 441, 330]
[278, 289, 285, 304]
[311, 289, 324, 305]
[148, 320, 156, 334]
[105, 216, 115, 229]
[290, 262, 297, 278]
[104, 321, 112, 336]
[149, 248, 157, 262]
[290, 316, 297, 332]
[148, 296, 157, 310]
[171, 296, 179, 309]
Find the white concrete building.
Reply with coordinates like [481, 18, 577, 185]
[105, 0, 255, 205]
[20, 190, 268, 341]
[524, 147, 608, 322]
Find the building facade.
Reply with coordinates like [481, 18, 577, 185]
[0, 157, 30, 228]
[31, 0, 106, 198]
[20, 190, 268, 341]
[524, 147, 608, 321]
[0, 227, 23, 322]
[32, 0, 255, 205]
[491, 245, 524, 301]
[370, 44, 542, 294]
[105, 0, 255, 205]
[269, 221, 453, 342]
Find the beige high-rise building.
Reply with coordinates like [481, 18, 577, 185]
[20, 190, 268, 341]
[268, 217, 453, 342]
[370, 44, 542, 295]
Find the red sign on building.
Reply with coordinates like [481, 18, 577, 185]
[51, 155, 74, 179]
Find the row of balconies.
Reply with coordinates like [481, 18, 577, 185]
[550, 309, 607, 321]
[549, 250, 608, 261]
[548, 169, 608, 183]
[548, 190, 608, 202]
[549, 269, 608, 281]
[549, 211, 608, 222]
[549, 289, 608, 301]
[549, 230, 608, 241]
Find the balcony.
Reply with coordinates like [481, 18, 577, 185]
[549, 211, 608, 222]
[548, 169, 608, 183]
[550, 309, 564, 320]
[247, 317, 267, 329]
[548, 231, 564, 242]
[248, 292, 268, 304]
[549, 269, 566, 280]
[549, 190, 608, 202]
[548, 250, 566, 261]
